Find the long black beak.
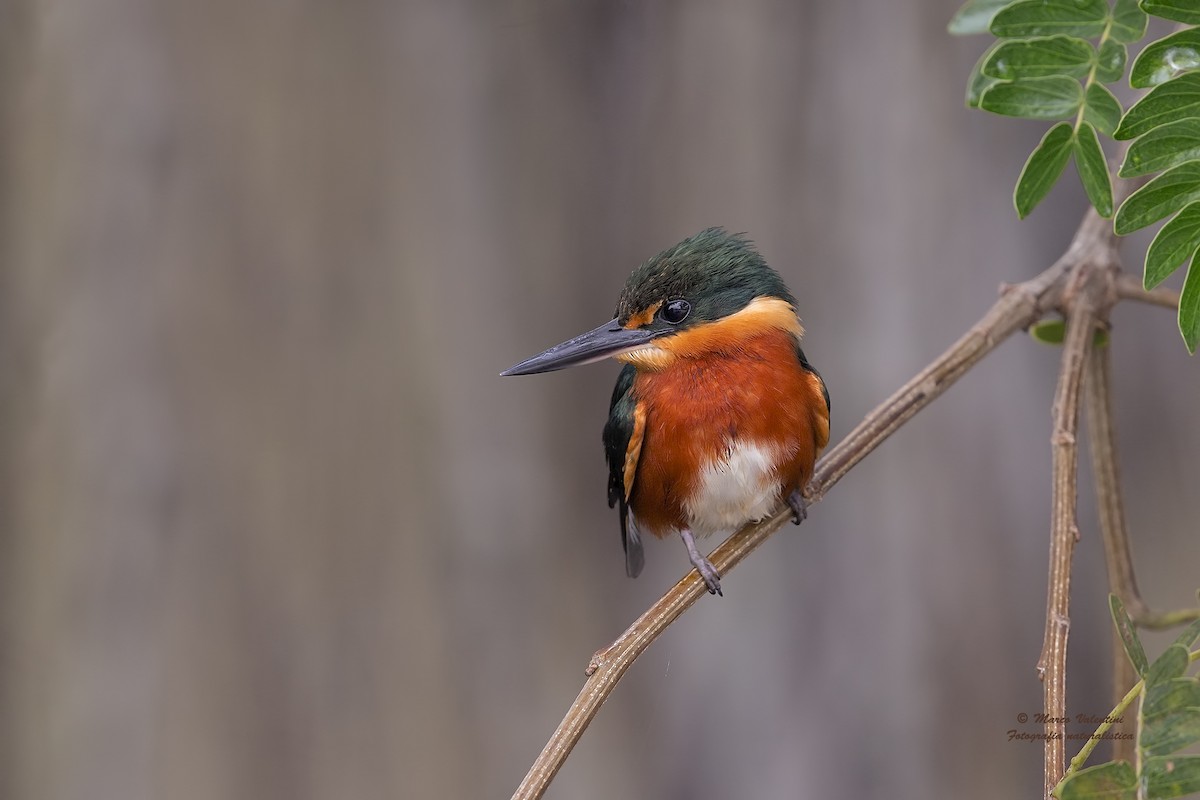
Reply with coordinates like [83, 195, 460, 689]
[501, 319, 654, 376]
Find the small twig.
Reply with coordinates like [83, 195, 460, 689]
[1114, 273, 1180, 310]
[1038, 276, 1103, 798]
[514, 505, 792, 800]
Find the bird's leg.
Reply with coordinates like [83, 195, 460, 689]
[786, 489, 808, 525]
[679, 528, 722, 596]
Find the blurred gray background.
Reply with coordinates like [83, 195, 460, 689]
[2, 1, 1197, 799]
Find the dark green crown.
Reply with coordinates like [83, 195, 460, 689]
[615, 228, 795, 330]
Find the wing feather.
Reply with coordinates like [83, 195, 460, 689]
[796, 344, 831, 453]
[602, 364, 645, 577]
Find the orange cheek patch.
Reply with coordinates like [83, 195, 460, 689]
[624, 301, 662, 330]
[656, 296, 804, 358]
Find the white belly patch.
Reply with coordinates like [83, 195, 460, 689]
[685, 440, 784, 537]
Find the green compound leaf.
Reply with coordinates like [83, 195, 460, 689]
[1144, 678, 1200, 718]
[1115, 73, 1200, 141]
[1141, 0, 1200, 26]
[1075, 122, 1113, 217]
[1130, 28, 1200, 89]
[990, 0, 1108, 37]
[1144, 201, 1200, 288]
[1110, 595, 1150, 678]
[984, 36, 1095, 80]
[1085, 83, 1124, 138]
[1114, 161, 1200, 235]
[1144, 755, 1200, 800]
[1119, 119, 1200, 177]
[1096, 40, 1128, 84]
[980, 75, 1084, 119]
[1054, 760, 1136, 800]
[967, 42, 1004, 107]
[1015, 122, 1075, 218]
[1110, 0, 1149, 44]
[950, 0, 1019, 34]
[1182, 256, 1200, 353]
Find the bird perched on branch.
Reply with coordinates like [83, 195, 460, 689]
[502, 228, 830, 596]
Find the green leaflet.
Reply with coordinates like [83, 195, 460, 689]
[1173, 617, 1200, 649]
[1029, 319, 1109, 346]
[1182, 254, 1200, 353]
[1110, 595, 1149, 678]
[1143, 755, 1200, 799]
[990, 0, 1108, 38]
[1054, 761, 1136, 800]
[983, 36, 1094, 80]
[980, 75, 1083, 119]
[1130, 28, 1200, 89]
[1144, 678, 1200, 718]
[1141, 707, 1200, 757]
[1095, 40, 1127, 84]
[1015, 122, 1075, 218]
[1115, 73, 1200, 141]
[1143, 201, 1200, 288]
[949, 0, 1019, 35]
[1119, 119, 1200, 178]
[967, 42, 1004, 108]
[1114, 161, 1200, 235]
[1084, 83, 1123, 138]
[1074, 123, 1113, 217]
[1109, 0, 1149, 44]
[1145, 645, 1190, 687]
[1141, 0, 1200, 26]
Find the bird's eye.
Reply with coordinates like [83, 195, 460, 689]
[661, 299, 690, 324]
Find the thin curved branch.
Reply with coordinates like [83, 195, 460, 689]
[1115, 273, 1179, 310]
[1085, 341, 1200, 632]
[1085, 343, 1139, 763]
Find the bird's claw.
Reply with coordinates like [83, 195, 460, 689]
[695, 557, 723, 596]
[786, 489, 808, 525]
[679, 527, 723, 596]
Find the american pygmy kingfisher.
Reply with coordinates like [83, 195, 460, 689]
[502, 228, 830, 596]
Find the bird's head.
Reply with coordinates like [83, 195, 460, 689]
[501, 228, 802, 376]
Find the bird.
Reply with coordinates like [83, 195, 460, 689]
[502, 228, 830, 596]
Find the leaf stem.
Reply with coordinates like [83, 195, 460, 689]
[1073, 20, 1113, 134]
[1067, 677, 1143, 774]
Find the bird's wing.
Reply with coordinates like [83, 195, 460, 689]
[602, 364, 646, 578]
[796, 345, 831, 453]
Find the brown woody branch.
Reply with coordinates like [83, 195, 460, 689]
[1115, 273, 1180, 310]
[1036, 221, 1114, 797]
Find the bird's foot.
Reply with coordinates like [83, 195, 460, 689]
[786, 489, 808, 525]
[679, 527, 723, 596]
[693, 555, 723, 596]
